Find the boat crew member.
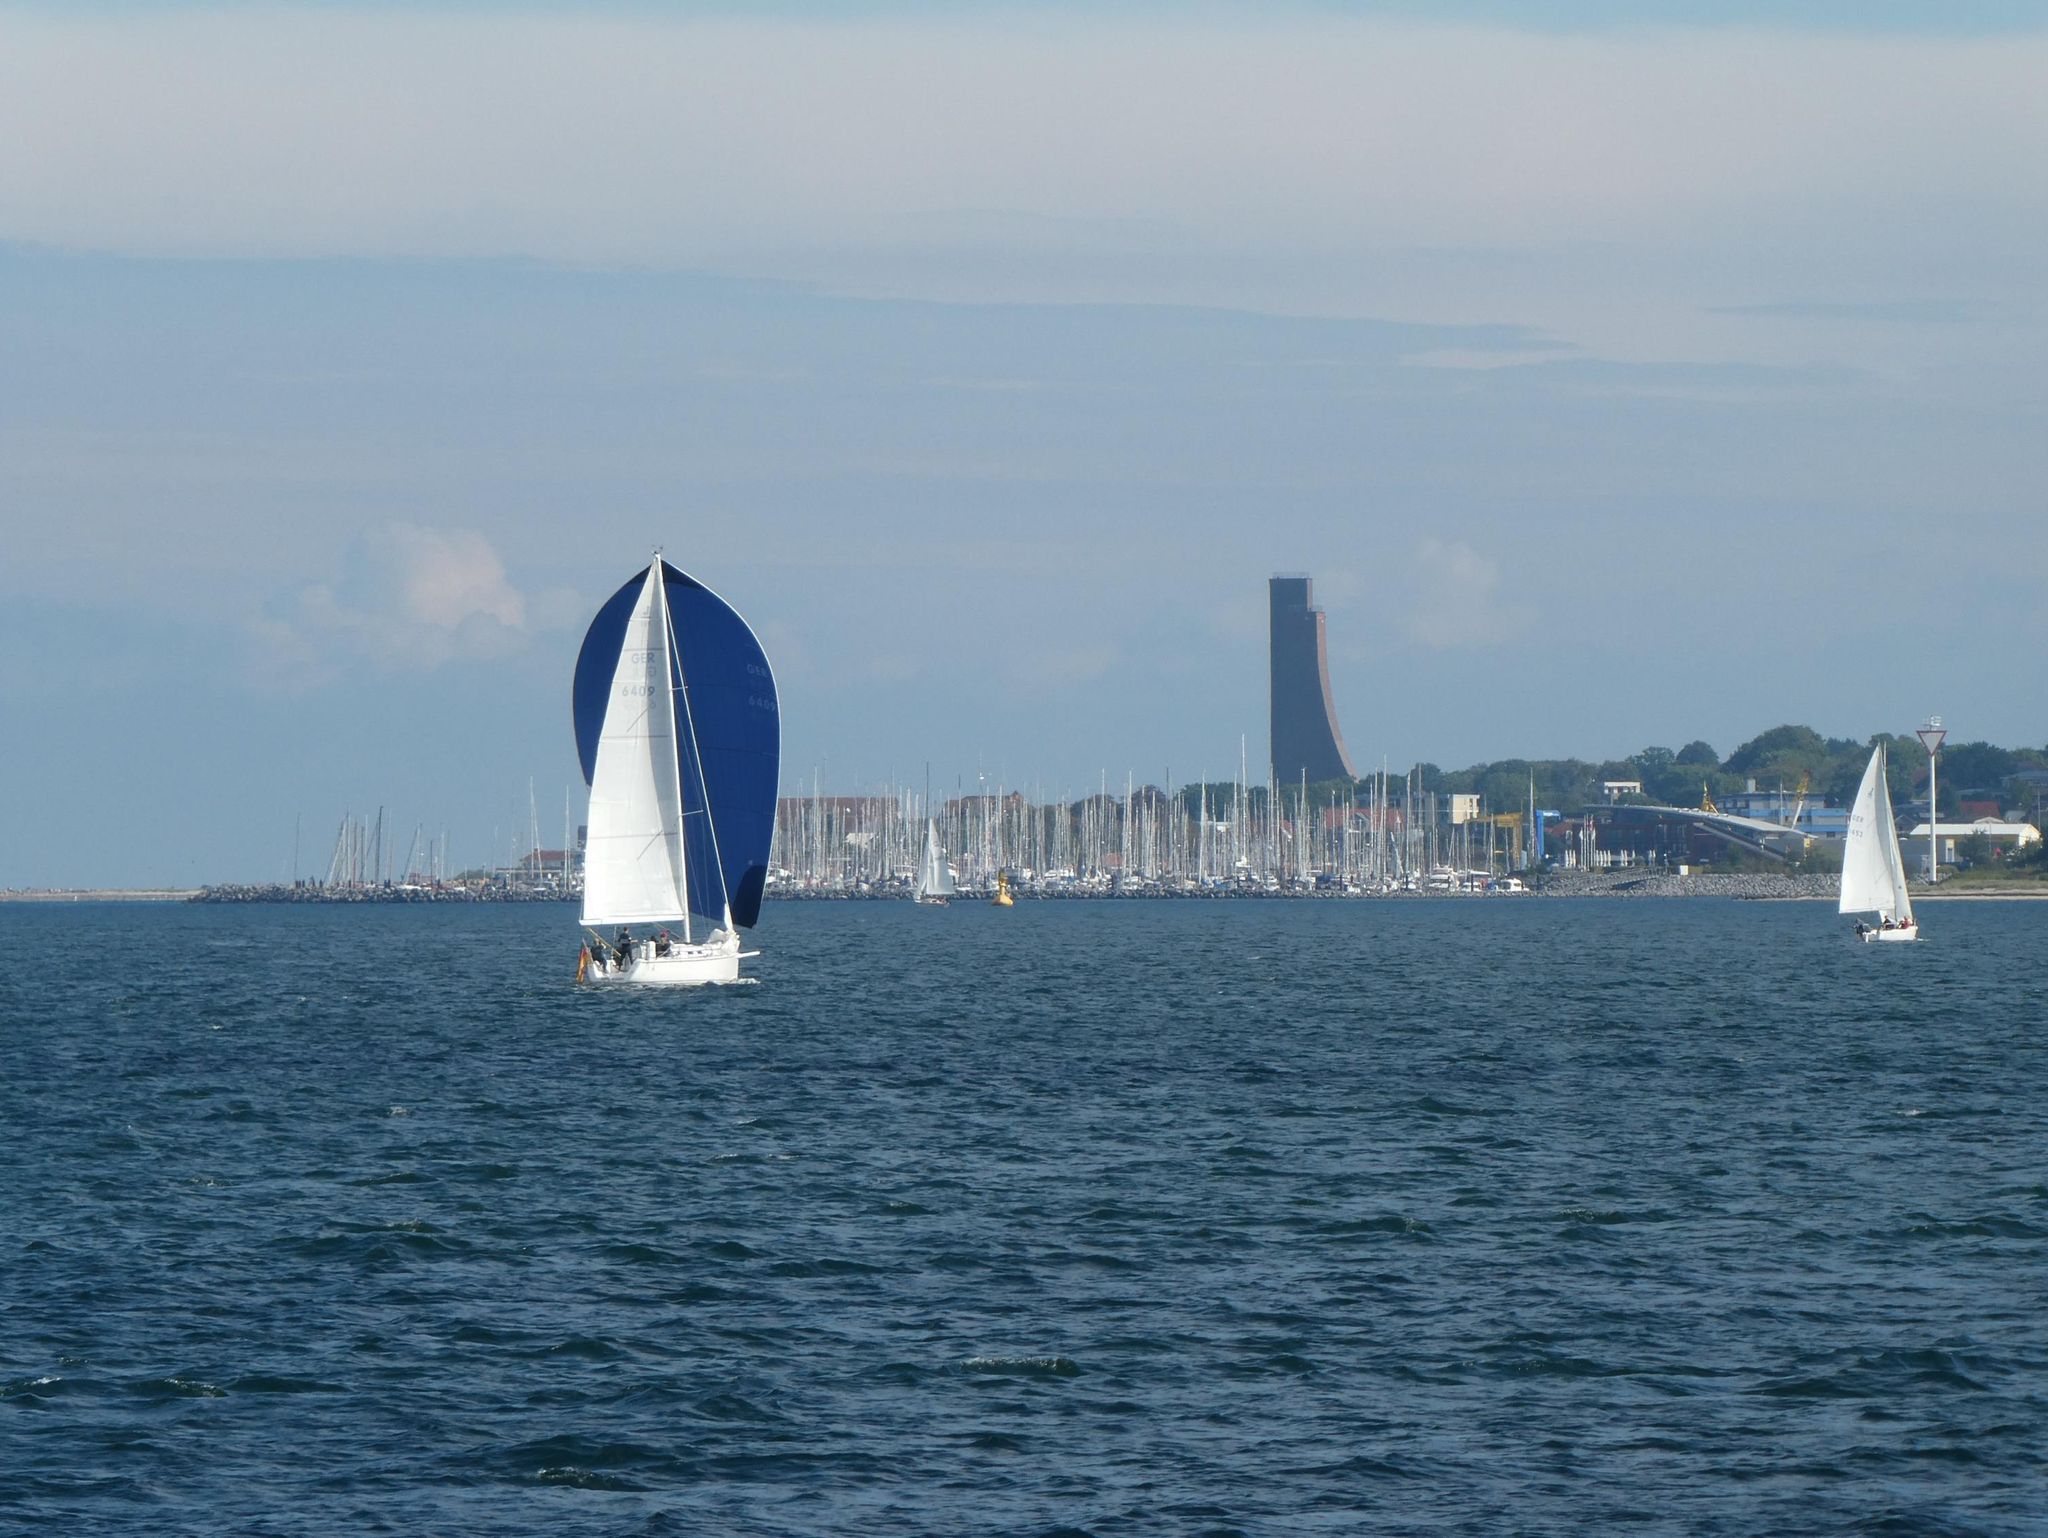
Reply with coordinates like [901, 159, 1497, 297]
[655, 929, 672, 957]
[615, 927, 633, 965]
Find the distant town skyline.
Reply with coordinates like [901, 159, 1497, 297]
[2, 2, 2044, 886]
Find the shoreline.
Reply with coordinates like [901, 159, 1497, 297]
[6, 881, 2046, 905]
[0, 889, 202, 903]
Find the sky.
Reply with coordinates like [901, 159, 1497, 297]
[1, 1, 2044, 886]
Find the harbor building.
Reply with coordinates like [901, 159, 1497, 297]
[1717, 782, 1850, 839]
[1901, 818, 2041, 867]
[1576, 803, 1816, 867]
[1269, 575, 1359, 787]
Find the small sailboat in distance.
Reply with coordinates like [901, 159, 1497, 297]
[915, 819, 956, 905]
[1840, 743, 1918, 943]
[572, 554, 780, 984]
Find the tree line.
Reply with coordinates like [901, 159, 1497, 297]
[1419, 724, 2048, 821]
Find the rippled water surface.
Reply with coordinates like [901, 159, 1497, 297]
[3, 898, 2044, 1535]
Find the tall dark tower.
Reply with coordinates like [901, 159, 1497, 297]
[1269, 575, 1358, 786]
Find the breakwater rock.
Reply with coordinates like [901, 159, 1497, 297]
[190, 884, 570, 904]
[1538, 870, 1836, 900]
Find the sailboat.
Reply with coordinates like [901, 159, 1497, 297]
[572, 556, 780, 984]
[914, 819, 956, 905]
[1840, 744, 1917, 943]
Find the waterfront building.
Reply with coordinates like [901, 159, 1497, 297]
[1900, 819, 2041, 866]
[1716, 786, 1851, 839]
[1268, 575, 1358, 787]
[1582, 803, 1814, 866]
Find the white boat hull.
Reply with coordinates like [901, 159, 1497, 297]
[1861, 923, 1919, 944]
[586, 933, 751, 985]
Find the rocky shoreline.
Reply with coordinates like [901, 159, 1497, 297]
[1535, 870, 1838, 900]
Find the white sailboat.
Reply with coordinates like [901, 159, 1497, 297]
[915, 818, 957, 905]
[1840, 744, 1918, 943]
[573, 557, 780, 984]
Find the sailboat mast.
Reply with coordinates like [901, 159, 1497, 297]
[652, 561, 693, 944]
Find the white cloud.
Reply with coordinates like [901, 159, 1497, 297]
[382, 524, 525, 632]
[249, 523, 535, 687]
[1402, 537, 1529, 649]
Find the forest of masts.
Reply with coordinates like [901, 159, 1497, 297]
[312, 782, 578, 891]
[321, 809, 454, 889]
[773, 756, 1532, 895]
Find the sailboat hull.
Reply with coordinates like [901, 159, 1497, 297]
[1863, 925, 1919, 944]
[588, 934, 749, 985]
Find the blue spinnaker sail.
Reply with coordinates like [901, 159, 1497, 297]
[573, 561, 780, 928]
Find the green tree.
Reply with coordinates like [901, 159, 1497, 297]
[1940, 741, 2020, 803]
[1725, 725, 1827, 776]
[1631, 746, 1698, 804]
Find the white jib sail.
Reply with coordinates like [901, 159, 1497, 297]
[1840, 745, 1911, 923]
[917, 819, 957, 898]
[581, 565, 690, 928]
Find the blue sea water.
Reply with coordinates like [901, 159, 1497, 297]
[2, 897, 2043, 1536]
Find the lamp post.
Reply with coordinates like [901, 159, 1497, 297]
[1916, 716, 1947, 884]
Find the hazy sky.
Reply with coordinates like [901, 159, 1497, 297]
[2, 2, 2044, 885]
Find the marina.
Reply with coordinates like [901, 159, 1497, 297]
[770, 761, 1537, 901]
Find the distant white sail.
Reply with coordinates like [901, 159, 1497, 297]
[916, 819, 957, 899]
[581, 565, 690, 928]
[1839, 745, 1913, 926]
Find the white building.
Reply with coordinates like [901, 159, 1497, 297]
[1901, 818, 2041, 865]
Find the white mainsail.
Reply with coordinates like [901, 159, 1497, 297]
[916, 818, 957, 899]
[1839, 745, 1913, 925]
[581, 564, 691, 930]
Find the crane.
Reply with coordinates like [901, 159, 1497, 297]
[1784, 771, 1811, 831]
